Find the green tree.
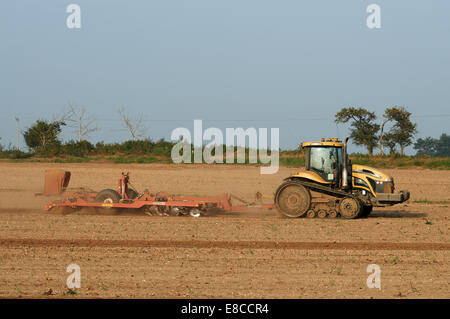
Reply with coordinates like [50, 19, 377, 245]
[435, 133, 450, 157]
[23, 120, 65, 154]
[414, 133, 450, 157]
[334, 107, 380, 155]
[383, 107, 417, 156]
[413, 137, 437, 156]
[382, 132, 397, 155]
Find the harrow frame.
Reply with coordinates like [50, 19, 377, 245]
[41, 170, 273, 215]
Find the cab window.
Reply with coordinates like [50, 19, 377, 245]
[309, 147, 337, 181]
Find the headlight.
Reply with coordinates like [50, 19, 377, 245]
[354, 178, 369, 188]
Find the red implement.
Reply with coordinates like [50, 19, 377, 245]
[42, 171, 273, 216]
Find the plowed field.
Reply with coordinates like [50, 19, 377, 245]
[0, 163, 448, 298]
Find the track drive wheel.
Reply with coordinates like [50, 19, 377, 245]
[275, 181, 311, 218]
[338, 197, 361, 219]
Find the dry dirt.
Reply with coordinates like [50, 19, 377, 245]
[0, 162, 448, 298]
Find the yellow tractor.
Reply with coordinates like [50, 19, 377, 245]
[274, 138, 410, 219]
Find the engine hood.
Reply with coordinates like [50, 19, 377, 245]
[352, 164, 392, 181]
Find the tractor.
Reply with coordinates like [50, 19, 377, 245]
[274, 138, 410, 219]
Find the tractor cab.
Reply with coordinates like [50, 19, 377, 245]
[301, 138, 348, 188]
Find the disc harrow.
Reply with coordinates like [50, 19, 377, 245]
[39, 170, 273, 217]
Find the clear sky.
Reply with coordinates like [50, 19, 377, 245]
[1, 0, 449, 154]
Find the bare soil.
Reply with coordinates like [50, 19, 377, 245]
[0, 163, 448, 298]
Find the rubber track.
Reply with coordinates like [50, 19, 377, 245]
[1, 238, 448, 251]
[284, 178, 353, 199]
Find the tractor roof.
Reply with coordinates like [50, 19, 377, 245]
[301, 138, 344, 148]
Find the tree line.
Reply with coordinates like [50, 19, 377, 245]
[20, 105, 153, 155]
[414, 134, 450, 157]
[335, 106, 449, 157]
[0, 104, 448, 157]
[335, 106, 419, 156]
[0, 105, 168, 157]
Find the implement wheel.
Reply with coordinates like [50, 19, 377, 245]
[339, 197, 361, 219]
[275, 181, 311, 218]
[95, 189, 121, 208]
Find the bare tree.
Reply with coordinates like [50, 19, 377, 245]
[118, 107, 147, 141]
[64, 104, 99, 142]
[379, 119, 388, 156]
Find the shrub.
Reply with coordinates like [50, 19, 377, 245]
[61, 140, 95, 157]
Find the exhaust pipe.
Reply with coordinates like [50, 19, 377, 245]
[342, 137, 349, 189]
